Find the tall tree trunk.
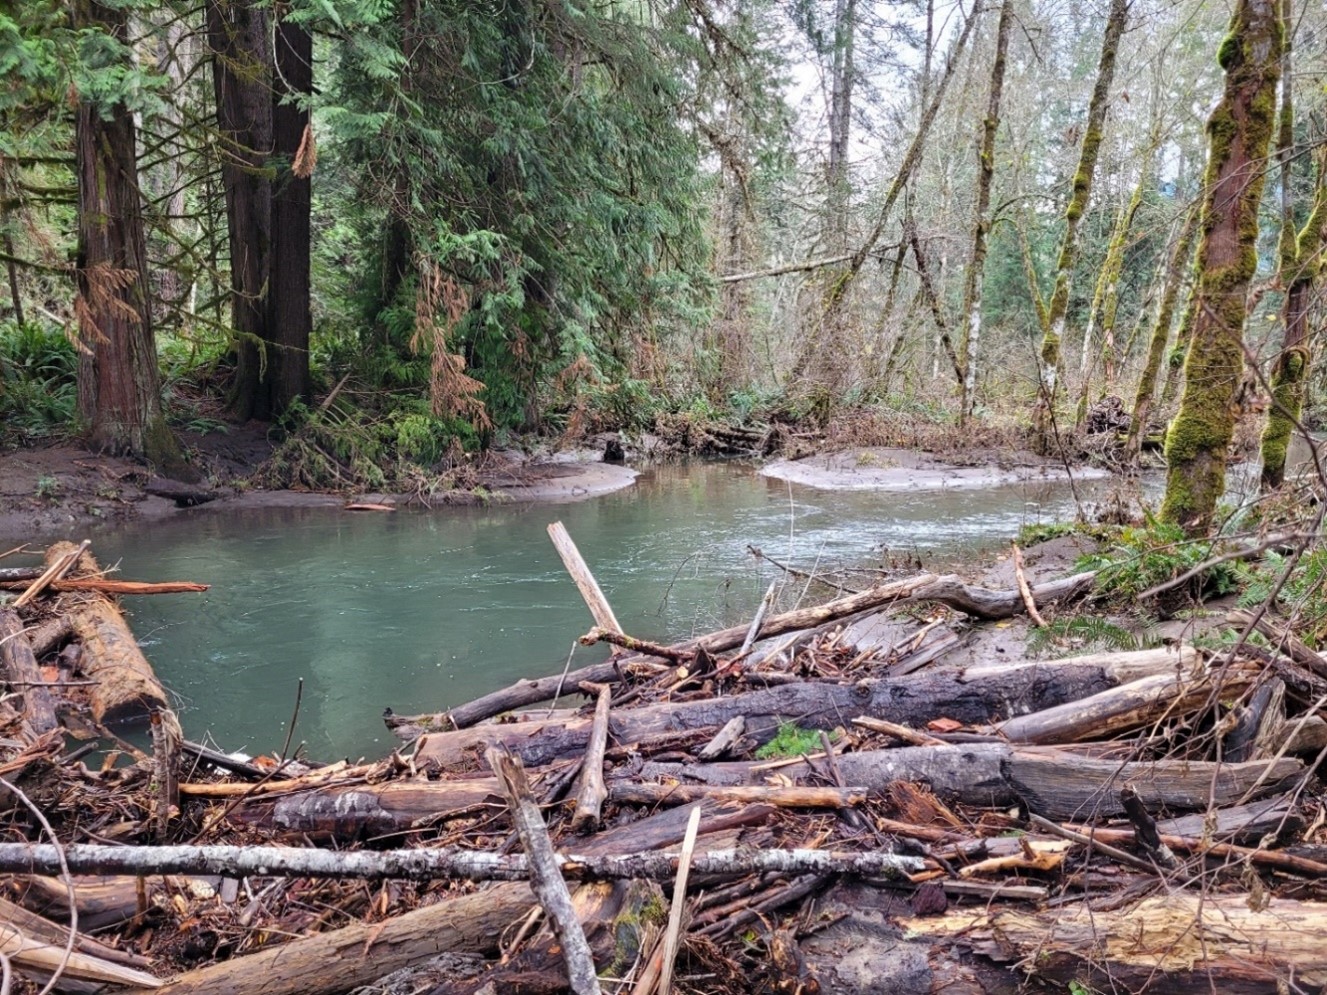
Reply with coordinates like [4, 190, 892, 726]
[1160, 0, 1283, 531]
[73, 0, 184, 473]
[1259, 151, 1327, 490]
[1030, 0, 1129, 452]
[267, 13, 313, 415]
[1126, 207, 1199, 460]
[958, 0, 1013, 424]
[207, 0, 273, 422]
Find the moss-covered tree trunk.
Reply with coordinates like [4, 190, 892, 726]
[957, 0, 1013, 425]
[1126, 208, 1199, 460]
[1030, 0, 1129, 452]
[1259, 154, 1327, 489]
[73, 0, 184, 472]
[1160, 0, 1283, 531]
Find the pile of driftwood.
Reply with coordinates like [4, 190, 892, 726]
[3, 527, 1327, 995]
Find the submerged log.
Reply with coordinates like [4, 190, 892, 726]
[412, 661, 1171, 767]
[43, 542, 168, 723]
[899, 893, 1327, 994]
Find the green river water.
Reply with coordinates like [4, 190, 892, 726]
[84, 462, 1106, 760]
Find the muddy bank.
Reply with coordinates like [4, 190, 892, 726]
[761, 446, 1110, 491]
[0, 437, 637, 541]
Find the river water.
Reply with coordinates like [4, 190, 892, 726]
[88, 462, 1110, 760]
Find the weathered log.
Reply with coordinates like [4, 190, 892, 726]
[641, 746, 1303, 819]
[1, 921, 163, 989]
[993, 664, 1252, 745]
[389, 572, 940, 733]
[412, 661, 1161, 767]
[1154, 795, 1302, 844]
[898, 893, 1327, 993]
[13, 538, 87, 606]
[0, 608, 60, 734]
[608, 783, 865, 808]
[570, 683, 611, 832]
[14, 873, 209, 932]
[909, 570, 1097, 620]
[43, 542, 167, 723]
[0, 894, 152, 970]
[25, 614, 73, 657]
[547, 521, 621, 634]
[0, 841, 922, 883]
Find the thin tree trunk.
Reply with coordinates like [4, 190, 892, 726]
[73, 0, 183, 471]
[1127, 207, 1200, 459]
[2, 230, 23, 324]
[267, 14, 313, 416]
[958, 0, 1013, 424]
[1161, 0, 1283, 531]
[207, 0, 273, 422]
[1030, 0, 1129, 452]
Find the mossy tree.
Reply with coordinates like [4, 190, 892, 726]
[1029, 0, 1129, 452]
[1160, 0, 1283, 531]
[1257, 0, 1327, 493]
[957, 0, 1014, 425]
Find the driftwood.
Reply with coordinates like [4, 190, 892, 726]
[412, 658, 1180, 767]
[13, 538, 87, 607]
[0, 579, 210, 595]
[43, 542, 168, 723]
[0, 607, 60, 734]
[388, 572, 940, 733]
[547, 521, 620, 633]
[570, 683, 612, 832]
[899, 892, 1327, 993]
[1, 921, 163, 989]
[909, 570, 1097, 620]
[642, 745, 1303, 819]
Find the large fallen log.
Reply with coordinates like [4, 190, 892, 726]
[411, 658, 1187, 767]
[43, 541, 168, 723]
[640, 745, 1303, 819]
[388, 572, 941, 733]
[898, 892, 1327, 994]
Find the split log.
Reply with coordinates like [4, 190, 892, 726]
[1, 921, 163, 989]
[13, 538, 87, 606]
[898, 892, 1327, 993]
[389, 572, 940, 733]
[13, 873, 208, 932]
[0, 608, 60, 734]
[115, 801, 773, 995]
[0, 895, 152, 970]
[412, 661, 1172, 767]
[43, 542, 168, 723]
[993, 664, 1253, 745]
[641, 746, 1303, 819]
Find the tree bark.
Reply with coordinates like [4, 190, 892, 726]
[266, 12, 313, 416]
[0, 608, 60, 734]
[1030, 0, 1129, 451]
[72, 0, 183, 471]
[1161, 0, 1283, 530]
[206, 0, 273, 422]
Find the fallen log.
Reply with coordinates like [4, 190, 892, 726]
[411, 660, 1175, 767]
[898, 892, 1327, 993]
[388, 572, 940, 733]
[43, 542, 168, 723]
[1, 921, 163, 989]
[641, 746, 1303, 819]
[570, 683, 611, 832]
[909, 570, 1097, 620]
[0, 607, 60, 734]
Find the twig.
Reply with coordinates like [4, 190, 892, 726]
[1027, 813, 1158, 874]
[1011, 543, 1047, 627]
[851, 716, 947, 747]
[658, 806, 701, 995]
[0, 777, 77, 995]
[579, 627, 691, 664]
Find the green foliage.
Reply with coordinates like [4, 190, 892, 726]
[1243, 548, 1327, 647]
[1027, 615, 1150, 658]
[1016, 522, 1115, 547]
[34, 473, 60, 499]
[1075, 517, 1249, 604]
[754, 723, 826, 760]
[0, 321, 77, 441]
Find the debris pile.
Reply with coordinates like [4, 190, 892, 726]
[2, 528, 1327, 994]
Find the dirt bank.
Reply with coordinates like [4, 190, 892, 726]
[0, 433, 637, 541]
[760, 446, 1111, 491]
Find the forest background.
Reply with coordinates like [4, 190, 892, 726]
[1, 0, 1324, 536]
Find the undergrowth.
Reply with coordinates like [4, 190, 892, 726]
[0, 320, 77, 442]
